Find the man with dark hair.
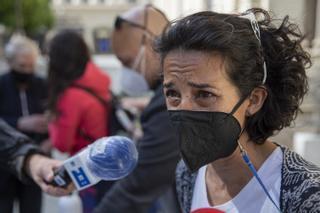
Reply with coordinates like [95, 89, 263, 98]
[94, 5, 181, 213]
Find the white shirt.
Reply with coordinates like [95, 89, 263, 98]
[191, 147, 283, 213]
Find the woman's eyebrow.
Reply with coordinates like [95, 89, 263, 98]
[187, 81, 214, 89]
[163, 81, 174, 88]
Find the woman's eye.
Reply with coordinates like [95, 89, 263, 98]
[165, 89, 180, 98]
[196, 91, 215, 99]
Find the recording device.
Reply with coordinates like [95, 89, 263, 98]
[50, 136, 138, 190]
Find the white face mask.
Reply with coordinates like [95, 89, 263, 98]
[132, 44, 146, 75]
[120, 45, 149, 96]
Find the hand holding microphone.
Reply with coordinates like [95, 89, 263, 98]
[25, 154, 74, 196]
[50, 136, 138, 190]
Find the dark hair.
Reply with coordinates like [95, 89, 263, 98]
[47, 30, 90, 114]
[155, 8, 311, 144]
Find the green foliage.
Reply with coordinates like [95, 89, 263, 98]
[0, 0, 54, 35]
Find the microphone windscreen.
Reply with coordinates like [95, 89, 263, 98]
[86, 136, 138, 180]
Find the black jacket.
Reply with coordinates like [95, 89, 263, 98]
[0, 72, 48, 143]
[0, 119, 40, 182]
[93, 85, 181, 213]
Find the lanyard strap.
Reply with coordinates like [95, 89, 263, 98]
[238, 145, 282, 212]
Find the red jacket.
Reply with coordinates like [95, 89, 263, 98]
[49, 61, 111, 155]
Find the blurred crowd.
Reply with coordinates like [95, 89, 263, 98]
[0, 4, 180, 213]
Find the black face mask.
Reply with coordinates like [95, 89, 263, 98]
[168, 98, 246, 173]
[11, 69, 34, 84]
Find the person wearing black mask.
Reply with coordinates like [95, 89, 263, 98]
[0, 35, 48, 213]
[156, 8, 320, 213]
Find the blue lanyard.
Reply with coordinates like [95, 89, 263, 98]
[239, 145, 282, 213]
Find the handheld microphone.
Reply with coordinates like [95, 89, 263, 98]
[50, 136, 138, 190]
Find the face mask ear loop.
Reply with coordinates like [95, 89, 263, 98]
[238, 140, 282, 212]
[132, 45, 145, 71]
[227, 93, 250, 118]
[140, 46, 147, 77]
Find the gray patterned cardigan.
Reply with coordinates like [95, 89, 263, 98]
[176, 146, 320, 212]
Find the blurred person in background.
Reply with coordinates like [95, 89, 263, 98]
[93, 5, 181, 213]
[47, 30, 112, 213]
[0, 35, 48, 213]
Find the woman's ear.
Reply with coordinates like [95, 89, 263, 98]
[246, 86, 268, 116]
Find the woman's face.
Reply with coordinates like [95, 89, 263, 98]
[163, 50, 249, 126]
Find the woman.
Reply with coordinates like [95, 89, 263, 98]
[47, 30, 111, 212]
[156, 8, 320, 212]
[48, 30, 111, 154]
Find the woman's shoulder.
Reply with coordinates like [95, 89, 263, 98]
[59, 87, 89, 101]
[281, 146, 320, 179]
[57, 87, 101, 110]
[281, 146, 320, 211]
